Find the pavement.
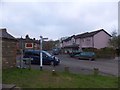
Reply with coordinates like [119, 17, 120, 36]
[1, 84, 18, 90]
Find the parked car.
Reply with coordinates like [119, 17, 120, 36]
[74, 52, 95, 61]
[69, 50, 81, 57]
[52, 48, 61, 55]
[23, 50, 60, 65]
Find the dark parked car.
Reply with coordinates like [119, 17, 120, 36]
[69, 50, 81, 57]
[74, 52, 95, 61]
[52, 48, 61, 55]
[23, 50, 60, 65]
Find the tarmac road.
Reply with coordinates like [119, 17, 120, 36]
[56, 54, 118, 76]
[16, 54, 119, 76]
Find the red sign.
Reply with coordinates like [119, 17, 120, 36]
[25, 43, 33, 48]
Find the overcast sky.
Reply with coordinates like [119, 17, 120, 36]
[0, 0, 119, 40]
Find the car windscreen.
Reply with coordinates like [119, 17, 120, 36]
[24, 51, 33, 56]
[24, 51, 39, 56]
[43, 51, 52, 57]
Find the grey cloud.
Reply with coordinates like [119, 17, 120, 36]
[1, 1, 118, 40]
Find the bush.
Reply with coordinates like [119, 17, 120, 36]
[95, 47, 115, 59]
[82, 47, 115, 59]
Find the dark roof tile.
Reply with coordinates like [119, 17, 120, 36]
[63, 35, 75, 42]
[0, 28, 16, 39]
[75, 29, 111, 39]
[62, 29, 111, 42]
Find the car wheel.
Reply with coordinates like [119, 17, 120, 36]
[89, 58, 92, 61]
[91, 58, 95, 61]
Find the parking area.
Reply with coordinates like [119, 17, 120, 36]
[16, 54, 119, 76]
[56, 54, 118, 76]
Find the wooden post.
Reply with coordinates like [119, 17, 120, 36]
[94, 68, 99, 76]
[64, 66, 69, 73]
[52, 70, 57, 76]
[29, 58, 31, 70]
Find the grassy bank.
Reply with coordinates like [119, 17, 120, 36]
[2, 68, 118, 88]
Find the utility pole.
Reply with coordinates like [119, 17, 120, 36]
[40, 36, 48, 70]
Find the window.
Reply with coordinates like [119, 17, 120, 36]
[87, 39, 90, 41]
[82, 39, 84, 42]
[86, 38, 91, 45]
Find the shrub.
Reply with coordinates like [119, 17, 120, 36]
[82, 47, 115, 59]
[95, 47, 115, 59]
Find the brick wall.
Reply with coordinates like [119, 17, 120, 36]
[2, 38, 17, 69]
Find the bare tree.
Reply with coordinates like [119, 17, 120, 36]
[109, 31, 118, 49]
[109, 31, 120, 56]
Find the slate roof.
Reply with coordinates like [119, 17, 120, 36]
[0, 28, 16, 40]
[63, 29, 111, 42]
[75, 29, 112, 39]
[63, 35, 75, 42]
[17, 38, 40, 44]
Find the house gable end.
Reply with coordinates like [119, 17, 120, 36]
[0, 28, 16, 40]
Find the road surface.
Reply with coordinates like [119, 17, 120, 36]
[16, 54, 119, 76]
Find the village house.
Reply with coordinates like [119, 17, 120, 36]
[0, 28, 40, 68]
[0, 28, 18, 69]
[61, 29, 112, 53]
[17, 35, 40, 53]
[61, 35, 79, 53]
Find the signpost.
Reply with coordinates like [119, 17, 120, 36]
[40, 36, 48, 70]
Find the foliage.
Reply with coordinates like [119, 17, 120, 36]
[109, 31, 120, 49]
[95, 47, 115, 59]
[83, 47, 115, 59]
[43, 41, 54, 50]
[42, 40, 60, 51]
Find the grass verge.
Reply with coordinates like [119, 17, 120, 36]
[2, 68, 118, 88]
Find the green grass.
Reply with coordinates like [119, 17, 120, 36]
[2, 68, 118, 88]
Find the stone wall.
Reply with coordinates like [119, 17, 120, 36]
[2, 38, 17, 69]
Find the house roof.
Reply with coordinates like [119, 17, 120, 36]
[0, 28, 16, 40]
[62, 29, 112, 42]
[62, 35, 75, 42]
[17, 38, 40, 44]
[75, 29, 112, 39]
